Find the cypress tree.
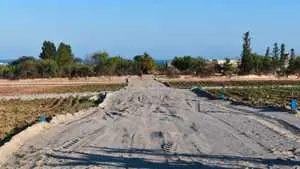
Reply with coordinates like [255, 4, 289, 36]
[291, 48, 296, 59]
[240, 31, 253, 74]
[265, 47, 270, 57]
[39, 41, 57, 60]
[280, 43, 286, 67]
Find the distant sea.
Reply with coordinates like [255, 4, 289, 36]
[0, 59, 11, 65]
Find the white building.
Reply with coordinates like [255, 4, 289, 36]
[216, 59, 240, 67]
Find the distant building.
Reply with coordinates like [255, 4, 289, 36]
[215, 59, 240, 67]
[284, 53, 290, 68]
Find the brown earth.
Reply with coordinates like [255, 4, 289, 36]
[0, 76, 129, 96]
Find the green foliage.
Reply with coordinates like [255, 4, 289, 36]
[271, 43, 280, 72]
[280, 43, 286, 69]
[1, 36, 299, 79]
[198, 61, 218, 77]
[133, 52, 155, 74]
[56, 42, 74, 67]
[291, 48, 296, 59]
[221, 58, 235, 75]
[288, 57, 300, 75]
[2, 65, 18, 79]
[280, 44, 286, 62]
[209, 87, 300, 108]
[11, 56, 36, 65]
[273, 43, 279, 60]
[15, 59, 40, 78]
[38, 59, 58, 78]
[39, 41, 57, 60]
[171, 56, 208, 75]
[251, 53, 274, 74]
[265, 47, 270, 57]
[92, 51, 112, 75]
[240, 31, 254, 74]
[109, 56, 134, 75]
[171, 56, 194, 71]
[70, 64, 95, 77]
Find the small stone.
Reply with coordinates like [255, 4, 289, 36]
[294, 148, 300, 156]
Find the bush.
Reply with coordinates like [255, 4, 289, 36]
[38, 59, 58, 78]
[15, 60, 40, 79]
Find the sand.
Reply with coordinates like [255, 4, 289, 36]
[1, 75, 300, 168]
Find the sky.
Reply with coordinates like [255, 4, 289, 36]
[0, 0, 299, 60]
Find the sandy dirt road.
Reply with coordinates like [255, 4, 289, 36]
[2, 75, 300, 169]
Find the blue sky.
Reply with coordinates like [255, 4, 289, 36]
[0, 0, 299, 60]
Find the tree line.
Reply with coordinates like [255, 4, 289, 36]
[0, 33, 300, 79]
[239, 31, 298, 76]
[0, 41, 156, 79]
[169, 31, 300, 77]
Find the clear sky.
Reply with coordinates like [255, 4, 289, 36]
[0, 0, 299, 60]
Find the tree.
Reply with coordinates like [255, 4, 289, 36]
[240, 31, 253, 74]
[288, 57, 300, 76]
[92, 51, 111, 75]
[291, 48, 296, 60]
[133, 52, 155, 74]
[39, 41, 57, 60]
[109, 56, 133, 75]
[16, 60, 40, 78]
[265, 47, 270, 57]
[11, 56, 36, 65]
[69, 64, 94, 77]
[38, 59, 58, 78]
[261, 55, 273, 74]
[190, 57, 207, 75]
[280, 43, 286, 68]
[273, 43, 279, 60]
[222, 58, 235, 76]
[171, 56, 209, 75]
[0, 65, 18, 79]
[171, 56, 193, 72]
[272, 43, 280, 72]
[56, 42, 74, 67]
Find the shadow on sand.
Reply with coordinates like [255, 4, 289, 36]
[45, 147, 300, 168]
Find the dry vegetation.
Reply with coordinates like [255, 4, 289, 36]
[0, 96, 98, 145]
[0, 84, 126, 96]
[158, 75, 300, 109]
[208, 87, 300, 108]
[0, 77, 128, 146]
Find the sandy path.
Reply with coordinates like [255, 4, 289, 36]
[2, 75, 300, 169]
